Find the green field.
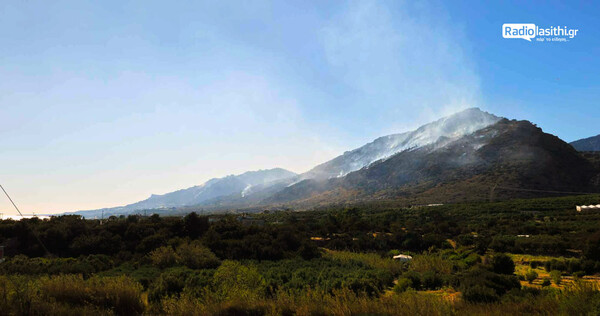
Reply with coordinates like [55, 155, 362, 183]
[2, 194, 600, 315]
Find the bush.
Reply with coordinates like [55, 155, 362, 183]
[530, 260, 543, 269]
[462, 285, 500, 303]
[525, 269, 538, 284]
[463, 253, 481, 267]
[149, 268, 189, 301]
[175, 241, 221, 269]
[393, 278, 413, 293]
[545, 259, 568, 272]
[257, 258, 393, 296]
[410, 254, 452, 274]
[541, 278, 551, 287]
[213, 261, 266, 302]
[421, 271, 443, 290]
[149, 241, 221, 270]
[148, 267, 215, 302]
[550, 270, 562, 285]
[402, 271, 422, 290]
[149, 246, 177, 268]
[41, 275, 144, 315]
[459, 268, 520, 299]
[573, 271, 585, 279]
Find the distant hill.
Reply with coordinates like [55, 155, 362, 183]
[571, 134, 600, 151]
[71, 168, 297, 218]
[268, 119, 599, 206]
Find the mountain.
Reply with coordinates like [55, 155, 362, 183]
[571, 134, 600, 151]
[301, 108, 501, 180]
[72, 168, 296, 217]
[68, 108, 600, 217]
[269, 119, 599, 206]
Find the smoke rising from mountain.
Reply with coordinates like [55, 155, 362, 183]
[320, 0, 482, 134]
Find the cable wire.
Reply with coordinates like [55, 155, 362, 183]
[0, 184, 51, 256]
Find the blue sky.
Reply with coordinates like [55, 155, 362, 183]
[0, 0, 598, 213]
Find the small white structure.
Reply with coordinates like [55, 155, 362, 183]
[393, 254, 413, 262]
[576, 205, 600, 212]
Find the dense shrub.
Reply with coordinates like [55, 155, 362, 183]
[550, 270, 562, 285]
[459, 268, 520, 301]
[149, 246, 177, 268]
[213, 261, 267, 302]
[40, 275, 144, 315]
[393, 278, 413, 293]
[149, 241, 220, 269]
[258, 258, 393, 295]
[0, 254, 114, 276]
[463, 284, 500, 303]
[542, 278, 551, 287]
[490, 253, 515, 275]
[175, 241, 221, 269]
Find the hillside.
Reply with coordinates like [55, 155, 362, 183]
[269, 119, 599, 206]
[301, 108, 500, 180]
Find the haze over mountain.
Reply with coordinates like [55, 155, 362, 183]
[571, 134, 600, 151]
[72, 168, 296, 217]
[71, 108, 600, 218]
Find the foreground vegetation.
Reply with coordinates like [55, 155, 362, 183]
[2, 194, 600, 315]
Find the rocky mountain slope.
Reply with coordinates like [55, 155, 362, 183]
[269, 119, 599, 206]
[301, 108, 500, 180]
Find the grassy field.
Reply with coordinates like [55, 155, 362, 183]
[2, 195, 600, 314]
[510, 253, 600, 289]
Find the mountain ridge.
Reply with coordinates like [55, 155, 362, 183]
[300, 107, 501, 180]
[266, 119, 599, 207]
[67, 108, 600, 218]
[571, 134, 600, 151]
[70, 168, 297, 218]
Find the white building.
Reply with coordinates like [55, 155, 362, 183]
[393, 254, 413, 262]
[576, 205, 600, 212]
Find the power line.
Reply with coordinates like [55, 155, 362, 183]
[0, 184, 51, 256]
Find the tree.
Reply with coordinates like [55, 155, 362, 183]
[183, 212, 209, 239]
[149, 246, 177, 269]
[491, 253, 515, 275]
[550, 270, 562, 285]
[175, 241, 220, 269]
